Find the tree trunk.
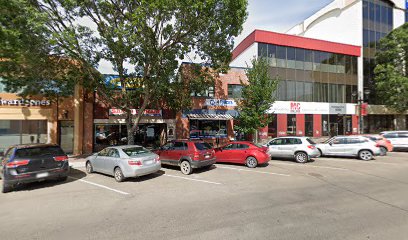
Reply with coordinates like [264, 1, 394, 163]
[127, 92, 151, 145]
[126, 111, 135, 145]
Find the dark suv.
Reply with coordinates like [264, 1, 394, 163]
[154, 140, 216, 175]
[1, 144, 69, 193]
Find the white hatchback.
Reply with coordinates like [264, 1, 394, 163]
[264, 137, 320, 163]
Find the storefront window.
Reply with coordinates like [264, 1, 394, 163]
[305, 115, 313, 136]
[228, 84, 244, 99]
[365, 115, 395, 133]
[190, 120, 227, 139]
[322, 115, 329, 136]
[268, 115, 277, 138]
[287, 114, 296, 136]
[0, 120, 47, 151]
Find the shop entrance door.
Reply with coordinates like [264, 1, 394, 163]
[329, 123, 338, 137]
[60, 121, 74, 154]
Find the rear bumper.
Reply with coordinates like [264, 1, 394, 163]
[392, 144, 408, 150]
[124, 163, 161, 178]
[3, 165, 69, 185]
[191, 158, 216, 168]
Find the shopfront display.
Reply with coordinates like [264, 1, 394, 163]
[189, 119, 228, 139]
[0, 120, 47, 151]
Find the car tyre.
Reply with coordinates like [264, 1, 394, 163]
[2, 182, 12, 193]
[295, 152, 308, 163]
[317, 149, 323, 157]
[86, 161, 94, 174]
[379, 146, 387, 156]
[358, 150, 373, 161]
[114, 167, 125, 182]
[180, 161, 193, 175]
[246, 157, 258, 168]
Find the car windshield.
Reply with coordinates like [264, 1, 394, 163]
[306, 138, 316, 144]
[123, 147, 150, 157]
[323, 138, 335, 144]
[194, 142, 212, 150]
[15, 146, 65, 158]
[252, 143, 264, 148]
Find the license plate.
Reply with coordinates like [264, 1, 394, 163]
[36, 172, 49, 179]
[205, 155, 210, 159]
[144, 160, 153, 165]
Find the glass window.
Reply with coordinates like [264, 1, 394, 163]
[313, 82, 320, 102]
[15, 146, 65, 158]
[304, 82, 313, 102]
[107, 148, 120, 158]
[191, 86, 215, 97]
[276, 46, 286, 68]
[258, 43, 268, 57]
[268, 116, 278, 138]
[228, 84, 243, 98]
[194, 142, 212, 150]
[162, 142, 174, 150]
[237, 144, 249, 149]
[173, 141, 187, 150]
[287, 47, 296, 69]
[190, 120, 227, 139]
[305, 114, 313, 136]
[278, 80, 287, 101]
[304, 50, 313, 70]
[296, 81, 304, 102]
[123, 147, 150, 156]
[295, 48, 305, 70]
[268, 44, 277, 66]
[0, 120, 48, 151]
[287, 114, 296, 136]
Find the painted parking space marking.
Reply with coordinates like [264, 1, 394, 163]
[163, 174, 222, 185]
[316, 158, 405, 165]
[271, 162, 349, 171]
[68, 176, 130, 195]
[215, 165, 291, 176]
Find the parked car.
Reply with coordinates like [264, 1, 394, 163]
[1, 144, 69, 193]
[316, 136, 381, 160]
[85, 145, 161, 182]
[363, 134, 393, 155]
[264, 137, 320, 163]
[215, 141, 270, 168]
[380, 131, 408, 151]
[154, 140, 216, 175]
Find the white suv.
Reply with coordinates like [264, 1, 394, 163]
[380, 131, 408, 150]
[316, 136, 381, 160]
[264, 137, 320, 163]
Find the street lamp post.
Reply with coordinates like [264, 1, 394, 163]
[353, 89, 370, 134]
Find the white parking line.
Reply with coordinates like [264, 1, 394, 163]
[163, 174, 222, 185]
[215, 165, 291, 176]
[317, 158, 404, 165]
[271, 162, 349, 171]
[68, 176, 130, 195]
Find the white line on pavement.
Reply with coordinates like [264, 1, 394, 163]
[163, 174, 222, 185]
[316, 158, 403, 165]
[68, 176, 130, 195]
[271, 162, 349, 171]
[215, 165, 291, 176]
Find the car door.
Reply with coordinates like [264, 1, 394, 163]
[325, 138, 347, 155]
[397, 132, 408, 146]
[169, 141, 187, 164]
[92, 148, 109, 172]
[233, 144, 250, 163]
[280, 138, 301, 156]
[216, 143, 237, 163]
[267, 139, 282, 157]
[104, 148, 120, 175]
[157, 142, 174, 165]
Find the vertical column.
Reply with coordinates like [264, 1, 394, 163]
[83, 91, 94, 154]
[277, 114, 287, 137]
[258, 125, 268, 141]
[313, 114, 322, 137]
[73, 84, 84, 156]
[352, 115, 359, 135]
[296, 114, 305, 136]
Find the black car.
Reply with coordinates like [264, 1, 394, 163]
[0, 144, 69, 193]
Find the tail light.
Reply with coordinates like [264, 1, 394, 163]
[193, 152, 200, 160]
[375, 143, 380, 148]
[386, 140, 391, 144]
[307, 145, 316, 149]
[6, 160, 30, 168]
[155, 156, 160, 163]
[54, 156, 68, 161]
[128, 160, 142, 166]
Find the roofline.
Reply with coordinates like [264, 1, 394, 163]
[232, 29, 361, 61]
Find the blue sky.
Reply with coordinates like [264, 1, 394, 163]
[97, 0, 333, 73]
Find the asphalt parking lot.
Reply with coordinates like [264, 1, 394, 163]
[1, 152, 408, 240]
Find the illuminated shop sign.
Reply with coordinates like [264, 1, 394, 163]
[269, 101, 356, 115]
[0, 99, 51, 107]
[109, 108, 162, 117]
[205, 99, 237, 107]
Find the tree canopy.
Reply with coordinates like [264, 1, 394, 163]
[0, 0, 248, 144]
[235, 57, 278, 139]
[374, 22, 408, 113]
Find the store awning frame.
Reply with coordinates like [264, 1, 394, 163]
[187, 114, 234, 120]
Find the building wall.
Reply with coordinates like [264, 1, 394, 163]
[230, 42, 257, 68]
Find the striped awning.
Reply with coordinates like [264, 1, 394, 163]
[187, 114, 234, 120]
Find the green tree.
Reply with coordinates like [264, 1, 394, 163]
[374, 23, 408, 113]
[235, 57, 278, 142]
[0, 0, 248, 144]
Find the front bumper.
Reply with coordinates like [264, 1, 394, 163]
[191, 158, 216, 168]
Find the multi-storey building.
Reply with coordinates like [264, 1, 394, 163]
[287, 0, 408, 133]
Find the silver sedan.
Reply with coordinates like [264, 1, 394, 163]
[85, 145, 161, 182]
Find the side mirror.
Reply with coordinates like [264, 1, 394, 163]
[329, 142, 333, 146]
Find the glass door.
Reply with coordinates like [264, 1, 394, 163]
[59, 121, 74, 154]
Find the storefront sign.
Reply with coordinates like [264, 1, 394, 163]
[109, 108, 162, 117]
[205, 99, 237, 107]
[0, 98, 51, 107]
[268, 101, 356, 115]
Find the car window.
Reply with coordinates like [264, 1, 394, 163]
[346, 138, 361, 144]
[123, 147, 150, 156]
[223, 144, 236, 150]
[108, 149, 120, 158]
[331, 138, 346, 144]
[162, 142, 174, 150]
[173, 142, 187, 150]
[237, 144, 249, 149]
[383, 133, 398, 138]
[398, 132, 408, 138]
[274, 139, 285, 145]
[285, 138, 302, 145]
[98, 148, 109, 156]
[306, 138, 316, 144]
[15, 146, 65, 158]
[194, 142, 212, 150]
[3, 148, 13, 161]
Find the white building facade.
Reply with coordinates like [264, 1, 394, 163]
[287, 0, 408, 133]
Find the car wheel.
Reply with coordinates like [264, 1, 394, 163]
[114, 167, 125, 182]
[246, 157, 258, 168]
[295, 152, 308, 163]
[359, 150, 373, 161]
[57, 176, 68, 182]
[379, 146, 387, 156]
[180, 161, 193, 175]
[86, 161, 94, 174]
[317, 149, 323, 157]
[2, 182, 12, 193]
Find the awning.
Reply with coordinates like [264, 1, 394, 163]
[187, 114, 234, 120]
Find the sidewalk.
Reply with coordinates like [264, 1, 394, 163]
[68, 155, 90, 169]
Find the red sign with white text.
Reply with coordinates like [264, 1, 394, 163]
[109, 109, 162, 117]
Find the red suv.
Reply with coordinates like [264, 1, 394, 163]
[154, 140, 216, 175]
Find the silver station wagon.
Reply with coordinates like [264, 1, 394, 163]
[85, 145, 161, 182]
